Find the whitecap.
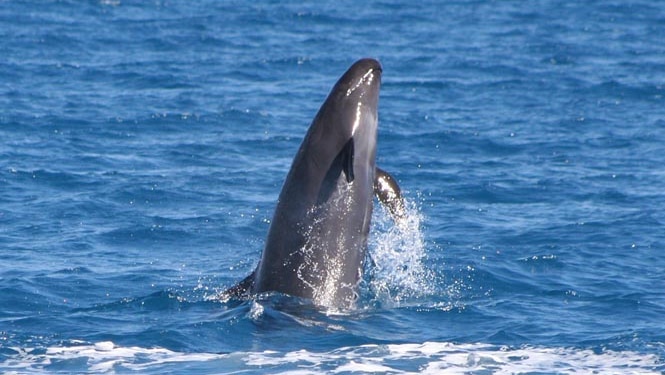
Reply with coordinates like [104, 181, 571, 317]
[3, 341, 661, 374]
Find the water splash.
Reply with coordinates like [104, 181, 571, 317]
[367, 196, 436, 306]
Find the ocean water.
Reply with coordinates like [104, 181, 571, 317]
[1, 0, 664, 373]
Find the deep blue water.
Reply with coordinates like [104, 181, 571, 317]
[2, 1, 664, 373]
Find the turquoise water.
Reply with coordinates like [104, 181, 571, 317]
[1, 1, 664, 373]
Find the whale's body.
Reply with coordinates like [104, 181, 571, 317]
[228, 58, 404, 308]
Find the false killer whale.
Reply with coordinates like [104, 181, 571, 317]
[226, 58, 405, 308]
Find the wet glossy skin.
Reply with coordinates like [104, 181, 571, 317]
[253, 59, 383, 308]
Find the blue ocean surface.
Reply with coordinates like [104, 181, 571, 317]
[1, 0, 664, 373]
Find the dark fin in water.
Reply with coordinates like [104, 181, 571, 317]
[342, 138, 355, 183]
[220, 271, 255, 300]
[374, 167, 406, 221]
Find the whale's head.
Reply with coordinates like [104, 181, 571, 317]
[303, 58, 382, 178]
[320, 58, 382, 139]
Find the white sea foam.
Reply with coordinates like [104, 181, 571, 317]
[3, 341, 661, 374]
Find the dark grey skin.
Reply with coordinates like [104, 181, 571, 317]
[226, 58, 405, 308]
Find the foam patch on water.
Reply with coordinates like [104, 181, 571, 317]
[3, 341, 661, 374]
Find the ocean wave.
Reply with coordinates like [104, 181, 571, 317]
[2, 340, 661, 374]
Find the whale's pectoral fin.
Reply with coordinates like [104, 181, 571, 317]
[221, 271, 255, 300]
[374, 167, 407, 222]
[342, 138, 355, 183]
